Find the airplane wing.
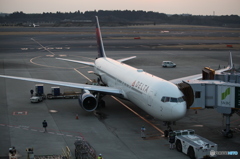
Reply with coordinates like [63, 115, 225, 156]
[56, 58, 95, 67]
[170, 52, 233, 84]
[117, 56, 136, 62]
[0, 75, 123, 96]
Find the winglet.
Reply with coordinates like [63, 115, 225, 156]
[95, 16, 106, 58]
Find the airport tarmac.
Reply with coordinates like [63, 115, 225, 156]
[0, 26, 240, 159]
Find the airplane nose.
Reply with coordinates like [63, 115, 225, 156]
[172, 102, 187, 121]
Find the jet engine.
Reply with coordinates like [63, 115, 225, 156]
[78, 90, 98, 112]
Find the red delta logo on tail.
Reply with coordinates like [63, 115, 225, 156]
[95, 16, 106, 58]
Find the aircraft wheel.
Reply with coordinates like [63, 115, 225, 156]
[98, 100, 106, 108]
[176, 140, 182, 152]
[187, 146, 195, 159]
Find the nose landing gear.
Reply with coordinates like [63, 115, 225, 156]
[163, 121, 176, 137]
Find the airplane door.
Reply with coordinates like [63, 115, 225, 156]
[147, 90, 156, 106]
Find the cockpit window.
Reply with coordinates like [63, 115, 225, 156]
[170, 98, 178, 102]
[165, 97, 170, 102]
[161, 96, 185, 103]
[161, 97, 165, 102]
[178, 97, 184, 102]
[161, 97, 170, 102]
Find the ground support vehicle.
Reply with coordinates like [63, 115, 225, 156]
[30, 96, 43, 103]
[162, 61, 176, 68]
[47, 91, 81, 99]
[171, 129, 217, 159]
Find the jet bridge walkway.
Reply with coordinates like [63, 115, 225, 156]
[179, 72, 240, 138]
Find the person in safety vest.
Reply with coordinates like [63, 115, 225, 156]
[98, 154, 103, 159]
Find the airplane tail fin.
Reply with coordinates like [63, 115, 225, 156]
[95, 16, 106, 58]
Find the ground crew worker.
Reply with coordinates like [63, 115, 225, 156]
[9, 146, 16, 156]
[97, 154, 102, 159]
[30, 89, 34, 97]
[42, 120, 48, 132]
[97, 78, 101, 85]
[141, 125, 146, 138]
[169, 131, 175, 150]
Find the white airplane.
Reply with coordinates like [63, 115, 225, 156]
[29, 23, 39, 27]
[0, 16, 233, 136]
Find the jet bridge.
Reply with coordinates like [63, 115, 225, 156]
[182, 75, 240, 138]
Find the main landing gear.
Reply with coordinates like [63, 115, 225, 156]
[94, 92, 106, 109]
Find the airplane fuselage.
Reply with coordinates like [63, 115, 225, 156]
[94, 57, 187, 121]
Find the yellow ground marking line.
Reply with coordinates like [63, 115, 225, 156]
[73, 68, 92, 82]
[31, 38, 55, 55]
[111, 96, 164, 135]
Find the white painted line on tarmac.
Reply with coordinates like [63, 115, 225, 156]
[31, 129, 37, 131]
[75, 136, 83, 139]
[31, 38, 55, 55]
[0, 123, 85, 139]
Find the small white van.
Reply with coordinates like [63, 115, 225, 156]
[162, 61, 176, 68]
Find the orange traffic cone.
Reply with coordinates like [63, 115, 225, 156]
[76, 114, 79, 119]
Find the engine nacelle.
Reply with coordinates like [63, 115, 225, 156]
[78, 92, 98, 112]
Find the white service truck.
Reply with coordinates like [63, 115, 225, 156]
[30, 96, 43, 103]
[170, 129, 217, 159]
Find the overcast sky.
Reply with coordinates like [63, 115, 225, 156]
[1, 0, 240, 15]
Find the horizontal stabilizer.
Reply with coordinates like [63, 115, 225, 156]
[117, 56, 136, 63]
[56, 58, 95, 67]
